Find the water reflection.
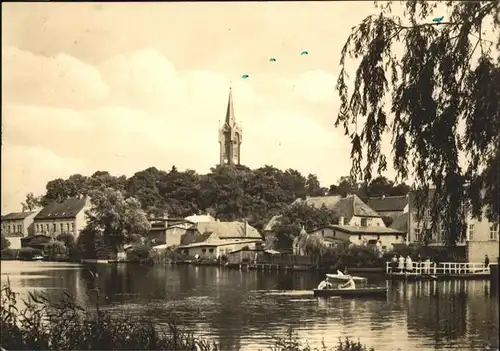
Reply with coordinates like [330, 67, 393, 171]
[1, 262, 498, 351]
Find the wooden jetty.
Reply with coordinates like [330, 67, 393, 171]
[386, 261, 491, 281]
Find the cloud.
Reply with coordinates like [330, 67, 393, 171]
[98, 48, 263, 116]
[1, 46, 366, 213]
[1, 143, 86, 212]
[1, 46, 109, 108]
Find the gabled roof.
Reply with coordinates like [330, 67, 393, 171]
[184, 214, 215, 223]
[2, 211, 38, 220]
[190, 221, 262, 240]
[366, 195, 408, 212]
[328, 225, 406, 235]
[178, 238, 261, 249]
[390, 213, 409, 232]
[35, 197, 89, 220]
[293, 194, 381, 221]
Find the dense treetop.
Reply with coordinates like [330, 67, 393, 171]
[337, 0, 499, 244]
[30, 165, 410, 231]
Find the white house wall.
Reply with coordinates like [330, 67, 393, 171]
[348, 216, 386, 227]
[181, 241, 260, 259]
[301, 227, 404, 251]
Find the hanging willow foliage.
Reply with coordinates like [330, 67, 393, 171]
[336, 1, 499, 245]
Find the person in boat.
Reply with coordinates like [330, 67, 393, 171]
[317, 277, 333, 290]
[337, 269, 345, 276]
[339, 276, 356, 290]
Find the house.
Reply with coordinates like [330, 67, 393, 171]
[464, 208, 499, 263]
[21, 234, 53, 251]
[177, 220, 263, 258]
[383, 191, 498, 261]
[146, 217, 194, 247]
[292, 194, 386, 227]
[293, 225, 406, 255]
[176, 238, 263, 259]
[292, 226, 346, 256]
[226, 248, 280, 265]
[1, 210, 40, 248]
[33, 196, 91, 240]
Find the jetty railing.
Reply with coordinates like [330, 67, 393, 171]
[385, 261, 490, 275]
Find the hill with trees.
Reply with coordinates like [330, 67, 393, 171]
[26, 165, 410, 232]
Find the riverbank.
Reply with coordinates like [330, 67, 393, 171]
[0, 282, 374, 351]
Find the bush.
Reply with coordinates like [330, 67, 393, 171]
[0, 249, 18, 260]
[126, 245, 150, 263]
[44, 241, 67, 261]
[149, 248, 192, 264]
[1, 234, 11, 250]
[319, 244, 385, 269]
[57, 233, 80, 261]
[18, 247, 42, 260]
[271, 327, 374, 351]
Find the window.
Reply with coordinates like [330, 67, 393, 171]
[490, 224, 499, 241]
[6, 225, 10, 233]
[53, 223, 56, 232]
[209, 249, 214, 253]
[321, 229, 325, 236]
[414, 228, 422, 242]
[202, 248, 206, 253]
[36, 224, 39, 232]
[60, 223, 64, 232]
[66, 223, 70, 231]
[71, 223, 75, 231]
[360, 218, 368, 227]
[46, 224, 49, 232]
[358, 234, 362, 240]
[468, 224, 474, 241]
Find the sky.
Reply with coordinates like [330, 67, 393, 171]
[0, 1, 452, 214]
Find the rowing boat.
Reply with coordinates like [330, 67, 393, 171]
[326, 273, 367, 283]
[313, 287, 387, 298]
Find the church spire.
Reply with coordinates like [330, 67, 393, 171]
[219, 87, 242, 166]
[225, 87, 235, 126]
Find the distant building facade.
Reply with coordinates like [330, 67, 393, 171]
[1, 210, 40, 249]
[33, 196, 91, 240]
[219, 88, 242, 166]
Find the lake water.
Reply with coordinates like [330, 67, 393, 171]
[1, 261, 498, 351]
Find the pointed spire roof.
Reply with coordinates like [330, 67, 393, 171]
[225, 87, 235, 126]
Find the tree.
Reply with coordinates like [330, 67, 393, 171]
[273, 203, 339, 249]
[333, 176, 359, 197]
[45, 241, 67, 260]
[1, 234, 11, 250]
[56, 233, 78, 259]
[336, 0, 499, 244]
[83, 188, 151, 253]
[21, 192, 43, 212]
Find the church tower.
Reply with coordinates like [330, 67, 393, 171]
[219, 88, 242, 166]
